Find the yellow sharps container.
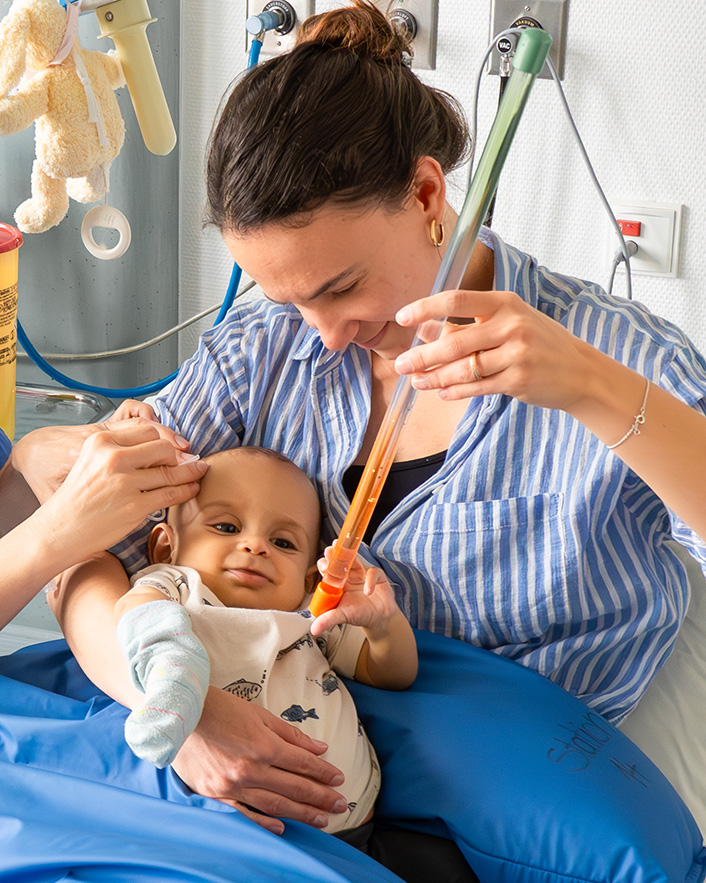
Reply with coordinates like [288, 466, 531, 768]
[0, 223, 22, 440]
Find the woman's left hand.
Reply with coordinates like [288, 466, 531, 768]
[394, 288, 600, 414]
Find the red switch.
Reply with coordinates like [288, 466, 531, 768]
[617, 219, 642, 237]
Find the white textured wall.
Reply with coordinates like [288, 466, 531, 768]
[179, 2, 706, 357]
[178, 3, 248, 354]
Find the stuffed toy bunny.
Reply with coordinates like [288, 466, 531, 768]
[0, 0, 126, 233]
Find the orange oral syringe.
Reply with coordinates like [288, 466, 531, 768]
[309, 28, 552, 617]
[309, 374, 417, 616]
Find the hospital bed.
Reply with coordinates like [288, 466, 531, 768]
[1, 622, 705, 881]
[0, 386, 705, 882]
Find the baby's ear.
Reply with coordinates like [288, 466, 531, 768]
[148, 523, 176, 564]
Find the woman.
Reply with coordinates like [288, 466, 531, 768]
[0, 404, 207, 630]
[51, 0, 706, 835]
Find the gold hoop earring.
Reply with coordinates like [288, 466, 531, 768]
[430, 219, 445, 248]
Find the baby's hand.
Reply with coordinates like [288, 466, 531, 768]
[310, 547, 398, 637]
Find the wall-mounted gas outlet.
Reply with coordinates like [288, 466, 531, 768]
[372, 0, 438, 70]
[606, 201, 683, 278]
[489, 0, 569, 80]
[245, 0, 314, 57]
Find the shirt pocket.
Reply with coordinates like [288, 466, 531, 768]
[415, 493, 574, 649]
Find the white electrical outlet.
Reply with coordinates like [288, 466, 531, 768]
[246, 0, 314, 57]
[606, 201, 683, 278]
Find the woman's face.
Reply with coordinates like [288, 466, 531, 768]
[223, 199, 442, 360]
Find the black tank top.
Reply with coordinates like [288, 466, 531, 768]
[342, 451, 447, 545]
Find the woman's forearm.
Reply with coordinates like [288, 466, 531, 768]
[0, 510, 74, 629]
[568, 343, 706, 543]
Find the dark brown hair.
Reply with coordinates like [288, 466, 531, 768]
[205, 0, 470, 234]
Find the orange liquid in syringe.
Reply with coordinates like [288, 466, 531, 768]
[315, 405, 405, 617]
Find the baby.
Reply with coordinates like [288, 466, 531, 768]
[114, 446, 418, 834]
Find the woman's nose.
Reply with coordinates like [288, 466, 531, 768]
[300, 308, 356, 351]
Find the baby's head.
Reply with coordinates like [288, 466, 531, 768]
[148, 447, 321, 611]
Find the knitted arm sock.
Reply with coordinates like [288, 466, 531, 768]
[117, 599, 210, 768]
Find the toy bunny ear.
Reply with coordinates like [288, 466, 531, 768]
[0, 1, 31, 98]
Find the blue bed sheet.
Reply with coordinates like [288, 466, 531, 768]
[0, 632, 704, 883]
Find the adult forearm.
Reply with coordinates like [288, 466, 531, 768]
[567, 343, 706, 543]
[0, 512, 69, 629]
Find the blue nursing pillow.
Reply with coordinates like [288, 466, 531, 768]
[0, 634, 704, 883]
[348, 629, 706, 882]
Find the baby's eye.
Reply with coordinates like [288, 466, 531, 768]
[214, 522, 238, 534]
[272, 537, 295, 550]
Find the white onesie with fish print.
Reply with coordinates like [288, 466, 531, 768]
[130, 563, 381, 833]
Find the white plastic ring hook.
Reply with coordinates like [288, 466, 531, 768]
[81, 204, 131, 260]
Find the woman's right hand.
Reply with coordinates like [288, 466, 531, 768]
[172, 688, 348, 835]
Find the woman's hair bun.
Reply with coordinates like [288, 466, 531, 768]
[297, 0, 412, 64]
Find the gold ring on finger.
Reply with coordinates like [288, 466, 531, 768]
[470, 351, 483, 382]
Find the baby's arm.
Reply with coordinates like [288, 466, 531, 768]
[115, 576, 210, 768]
[310, 551, 417, 690]
[352, 567, 418, 690]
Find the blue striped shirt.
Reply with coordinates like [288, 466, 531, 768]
[122, 229, 706, 723]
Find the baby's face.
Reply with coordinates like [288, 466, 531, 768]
[164, 450, 320, 611]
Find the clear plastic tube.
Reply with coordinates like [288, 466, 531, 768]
[310, 29, 552, 616]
